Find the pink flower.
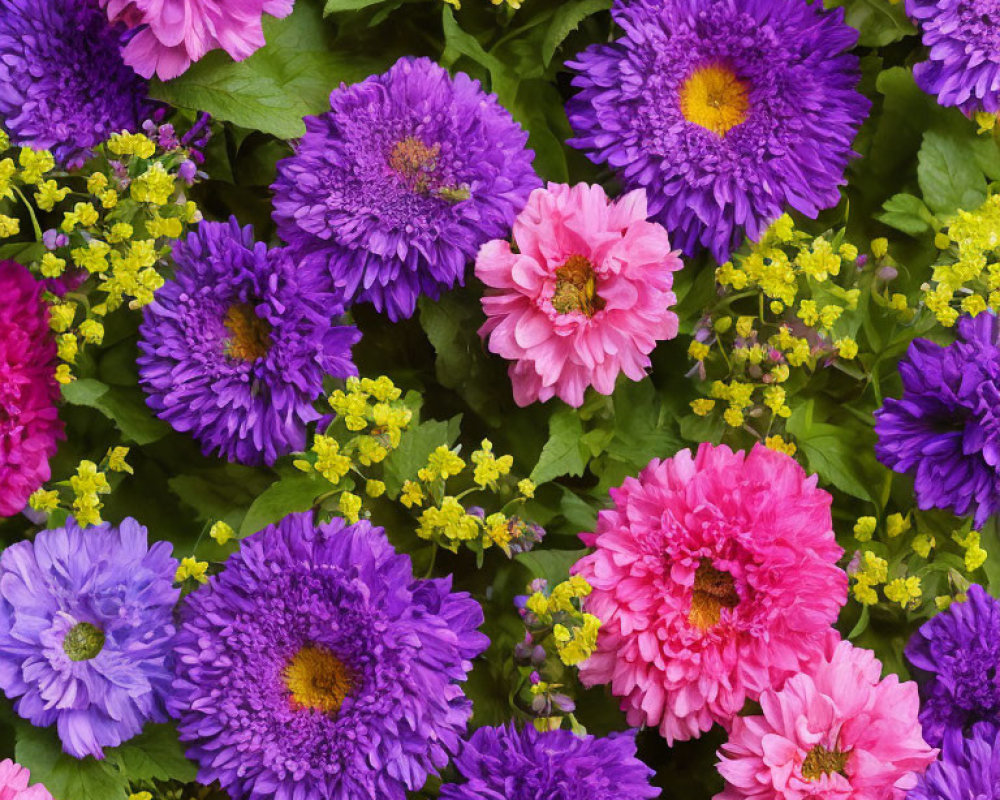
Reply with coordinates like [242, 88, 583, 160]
[0, 758, 54, 800]
[716, 638, 938, 800]
[100, 0, 295, 80]
[572, 443, 846, 743]
[0, 261, 63, 517]
[475, 182, 683, 407]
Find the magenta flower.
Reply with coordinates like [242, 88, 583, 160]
[99, 0, 294, 79]
[476, 183, 683, 407]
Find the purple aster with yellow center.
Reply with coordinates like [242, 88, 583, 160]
[908, 0, 1000, 112]
[0, 0, 149, 167]
[906, 584, 1000, 747]
[271, 56, 540, 321]
[0, 517, 179, 759]
[168, 512, 489, 800]
[909, 721, 1000, 800]
[439, 724, 660, 800]
[565, 0, 869, 263]
[138, 217, 360, 466]
[874, 313, 1000, 528]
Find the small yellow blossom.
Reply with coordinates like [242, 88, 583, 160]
[886, 512, 910, 538]
[691, 398, 716, 416]
[418, 446, 466, 483]
[884, 576, 922, 609]
[723, 407, 744, 428]
[764, 435, 796, 456]
[78, 319, 105, 345]
[0, 215, 18, 237]
[911, 533, 935, 558]
[688, 341, 710, 361]
[517, 478, 535, 498]
[339, 491, 362, 523]
[28, 489, 60, 512]
[852, 578, 878, 606]
[835, 337, 859, 359]
[471, 439, 513, 488]
[853, 516, 877, 542]
[400, 480, 424, 509]
[365, 479, 386, 498]
[871, 238, 888, 258]
[105, 446, 133, 474]
[176, 557, 209, 584]
[55, 364, 74, 384]
[209, 521, 236, 545]
[34, 180, 70, 211]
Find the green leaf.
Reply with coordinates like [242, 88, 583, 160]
[168, 465, 274, 525]
[382, 415, 462, 497]
[239, 471, 329, 536]
[786, 402, 879, 501]
[113, 723, 197, 784]
[824, 0, 915, 47]
[878, 193, 936, 235]
[324, 0, 386, 12]
[441, 6, 517, 103]
[515, 548, 588, 585]
[605, 379, 683, 469]
[917, 129, 987, 216]
[61, 378, 170, 445]
[541, 0, 611, 66]
[531, 408, 587, 485]
[150, 2, 387, 138]
[14, 724, 127, 800]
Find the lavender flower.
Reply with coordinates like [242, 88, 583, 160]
[438, 724, 659, 799]
[138, 218, 360, 466]
[906, 584, 1000, 746]
[566, 0, 869, 262]
[0, 518, 179, 759]
[271, 56, 540, 321]
[874, 313, 1000, 528]
[0, 0, 149, 166]
[909, 721, 1000, 800]
[169, 512, 489, 800]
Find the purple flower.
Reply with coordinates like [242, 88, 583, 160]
[169, 512, 489, 800]
[0, 518, 179, 759]
[271, 56, 540, 321]
[438, 724, 659, 800]
[874, 313, 1000, 528]
[138, 218, 360, 466]
[909, 721, 1000, 800]
[908, 0, 1000, 113]
[565, 0, 869, 263]
[0, 0, 149, 167]
[906, 584, 1000, 747]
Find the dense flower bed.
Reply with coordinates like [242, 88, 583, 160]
[0, 0, 998, 798]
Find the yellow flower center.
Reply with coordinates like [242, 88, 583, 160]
[688, 559, 740, 629]
[801, 744, 849, 781]
[389, 136, 440, 193]
[283, 645, 355, 715]
[551, 255, 605, 316]
[223, 303, 271, 362]
[679, 64, 750, 136]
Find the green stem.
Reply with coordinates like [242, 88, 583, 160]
[423, 543, 439, 579]
[12, 185, 42, 241]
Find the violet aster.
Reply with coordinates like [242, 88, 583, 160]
[138, 217, 360, 466]
[908, 0, 1000, 113]
[0, 517, 179, 759]
[565, 0, 869, 263]
[874, 313, 1000, 528]
[0, 0, 149, 167]
[909, 721, 1000, 800]
[906, 584, 1000, 747]
[438, 724, 659, 800]
[168, 512, 489, 800]
[271, 56, 540, 321]
[0, 260, 63, 518]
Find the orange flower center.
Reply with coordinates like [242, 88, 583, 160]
[389, 136, 440, 193]
[223, 303, 271, 362]
[551, 255, 605, 316]
[679, 64, 750, 136]
[688, 559, 739, 629]
[801, 744, 849, 781]
[283, 645, 355, 715]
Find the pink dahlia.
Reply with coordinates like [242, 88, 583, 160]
[716, 638, 937, 800]
[572, 443, 846, 743]
[100, 0, 294, 80]
[0, 261, 63, 517]
[0, 759, 54, 800]
[475, 182, 683, 407]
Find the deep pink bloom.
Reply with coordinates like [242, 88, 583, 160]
[0, 759, 54, 800]
[572, 443, 846, 743]
[716, 638, 938, 800]
[476, 182, 683, 407]
[100, 0, 294, 80]
[0, 261, 63, 518]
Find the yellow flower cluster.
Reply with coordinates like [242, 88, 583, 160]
[924, 193, 1000, 326]
[524, 577, 601, 667]
[27, 447, 132, 526]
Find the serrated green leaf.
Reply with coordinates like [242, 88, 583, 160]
[787, 402, 879, 501]
[14, 724, 127, 800]
[515, 548, 588, 585]
[382, 415, 462, 497]
[113, 724, 197, 784]
[541, 0, 611, 66]
[531, 408, 586, 485]
[878, 193, 936, 235]
[918, 129, 987, 216]
[324, 0, 386, 12]
[61, 378, 170, 445]
[825, 0, 915, 47]
[239, 471, 329, 536]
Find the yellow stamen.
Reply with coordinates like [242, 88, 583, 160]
[680, 64, 750, 136]
[551, 254, 605, 316]
[283, 646, 355, 715]
[223, 303, 271, 362]
[688, 559, 739, 629]
[801, 744, 850, 781]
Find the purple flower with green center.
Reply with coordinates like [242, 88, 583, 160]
[874, 313, 1000, 528]
[271, 56, 540, 321]
[908, 0, 1000, 113]
[909, 721, 1000, 800]
[565, 0, 869, 263]
[906, 584, 1000, 747]
[0, 517, 179, 759]
[168, 512, 489, 800]
[138, 217, 360, 466]
[439, 724, 659, 800]
[0, 0, 149, 167]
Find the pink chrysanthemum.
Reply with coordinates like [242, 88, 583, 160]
[572, 443, 846, 743]
[475, 182, 683, 407]
[100, 0, 294, 80]
[716, 638, 937, 800]
[0, 759, 54, 800]
[0, 261, 63, 518]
